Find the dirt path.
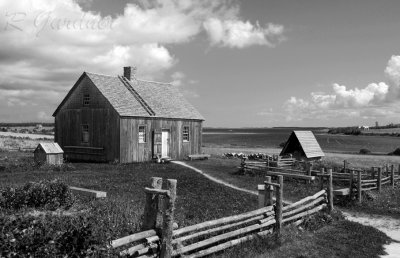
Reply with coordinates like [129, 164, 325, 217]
[172, 161, 258, 196]
[343, 210, 400, 258]
[172, 161, 292, 204]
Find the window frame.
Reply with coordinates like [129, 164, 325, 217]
[83, 94, 90, 106]
[182, 126, 190, 142]
[81, 124, 89, 143]
[138, 125, 147, 143]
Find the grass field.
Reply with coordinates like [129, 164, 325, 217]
[0, 151, 393, 257]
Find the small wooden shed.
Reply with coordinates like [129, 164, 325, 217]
[280, 131, 324, 161]
[34, 143, 64, 165]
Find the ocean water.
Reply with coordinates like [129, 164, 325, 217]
[203, 128, 400, 154]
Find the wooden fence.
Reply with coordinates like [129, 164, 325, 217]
[240, 159, 315, 182]
[110, 174, 333, 258]
[315, 164, 400, 203]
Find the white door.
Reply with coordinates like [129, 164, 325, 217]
[161, 130, 169, 157]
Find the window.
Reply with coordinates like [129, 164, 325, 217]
[183, 126, 190, 142]
[83, 94, 90, 106]
[82, 124, 89, 143]
[138, 125, 147, 143]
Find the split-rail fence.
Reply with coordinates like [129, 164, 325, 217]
[241, 158, 399, 203]
[110, 173, 333, 258]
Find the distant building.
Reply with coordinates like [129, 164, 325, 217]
[53, 67, 204, 163]
[358, 125, 370, 130]
[280, 131, 324, 161]
[34, 143, 64, 165]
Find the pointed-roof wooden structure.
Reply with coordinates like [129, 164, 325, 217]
[280, 131, 324, 160]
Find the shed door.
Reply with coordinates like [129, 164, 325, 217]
[161, 130, 170, 158]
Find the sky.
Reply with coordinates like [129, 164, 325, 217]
[1, 0, 400, 127]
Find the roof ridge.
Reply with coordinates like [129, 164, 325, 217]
[86, 71, 172, 85]
[136, 78, 172, 85]
[85, 71, 116, 78]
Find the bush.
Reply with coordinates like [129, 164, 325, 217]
[389, 148, 400, 156]
[359, 148, 371, 155]
[278, 141, 286, 148]
[328, 127, 361, 135]
[0, 179, 75, 210]
[0, 212, 110, 257]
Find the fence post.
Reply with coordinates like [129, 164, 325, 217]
[349, 170, 353, 200]
[357, 170, 362, 204]
[257, 184, 265, 209]
[390, 165, 395, 187]
[327, 169, 333, 212]
[307, 163, 312, 184]
[160, 179, 177, 258]
[142, 177, 163, 230]
[240, 158, 245, 174]
[371, 167, 375, 179]
[343, 160, 347, 173]
[274, 175, 283, 237]
[397, 164, 400, 177]
[265, 176, 273, 206]
[377, 168, 382, 192]
[319, 168, 325, 190]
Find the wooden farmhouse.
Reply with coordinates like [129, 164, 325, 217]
[53, 67, 204, 163]
[34, 142, 64, 165]
[280, 131, 324, 161]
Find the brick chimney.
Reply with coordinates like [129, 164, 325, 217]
[123, 66, 137, 81]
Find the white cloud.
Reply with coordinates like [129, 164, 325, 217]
[203, 18, 284, 48]
[281, 55, 400, 123]
[332, 82, 389, 108]
[0, 0, 284, 121]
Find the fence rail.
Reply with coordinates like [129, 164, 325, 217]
[111, 174, 333, 258]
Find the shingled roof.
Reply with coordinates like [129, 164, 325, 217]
[280, 131, 324, 159]
[34, 143, 64, 154]
[53, 71, 204, 120]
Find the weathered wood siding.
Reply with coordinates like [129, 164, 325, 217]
[54, 76, 120, 162]
[120, 118, 202, 163]
[34, 151, 46, 164]
[46, 154, 63, 165]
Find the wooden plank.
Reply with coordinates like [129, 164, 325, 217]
[111, 229, 157, 248]
[265, 171, 315, 181]
[184, 229, 273, 258]
[333, 188, 350, 196]
[282, 204, 327, 224]
[283, 196, 325, 218]
[173, 219, 276, 256]
[188, 154, 211, 160]
[69, 186, 106, 198]
[172, 214, 267, 244]
[362, 186, 378, 191]
[282, 189, 326, 212]
[173, 206, 273, 237]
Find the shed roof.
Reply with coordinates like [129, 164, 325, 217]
[280, 131, 324, 158]
[53, 72, 204, 120]
[35, 143, 64, 154]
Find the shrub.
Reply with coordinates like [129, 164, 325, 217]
[328, 127, 361, 135]
[0, 212, 110, 257]
[279, 141, 286, 148]
[389, 148, 400, 156]
[0, 179, 75, 210]
[359, 148, 371, 155]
